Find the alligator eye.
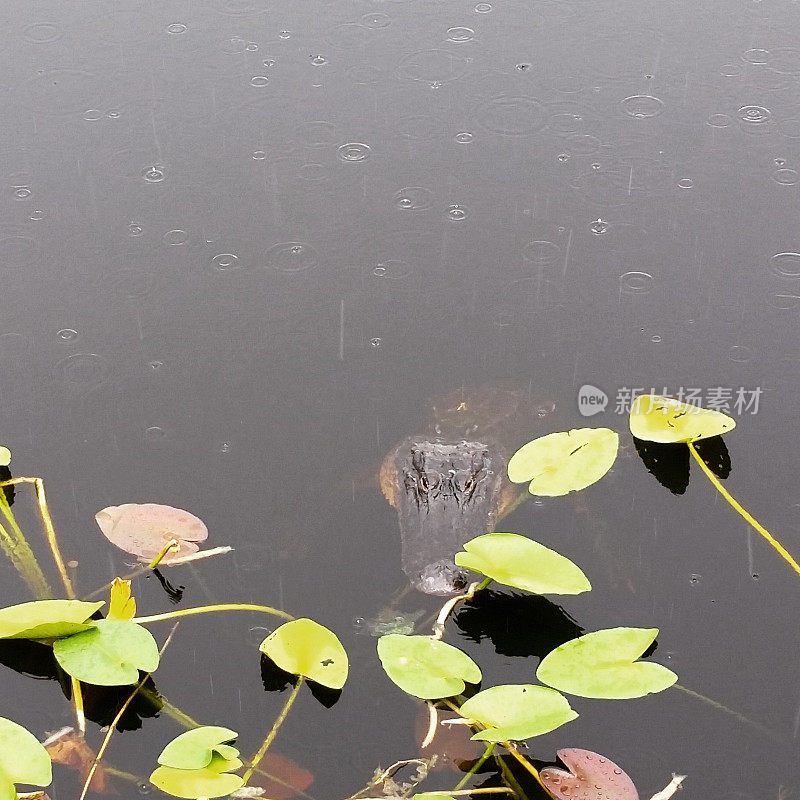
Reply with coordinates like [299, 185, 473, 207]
[418, 474, 430, 493]
[463, 476, 475, 493]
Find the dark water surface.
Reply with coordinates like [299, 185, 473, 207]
[2, 0, 800, 797]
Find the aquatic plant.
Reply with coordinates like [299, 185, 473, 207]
[0, 415, 715, 800]
[630, 394, 800, 579]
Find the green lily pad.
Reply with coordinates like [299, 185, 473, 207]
[213, 744, 239, 761]
[459, 684, 577, 742]
[0, 600, 104, 640]
[537, 627, 677, 699]
[53, 618, 160, 686]
[455, 533, 591, 595]
[377, 634, 481, 699]
[259, 618, 348, 690]
[507, 428, 619, 496]
[629, 394, 735, 443]
[150, 753, 244, 799]
[158, 726, 239, 770]
[0, 717, 52, 787]
[0, 447, 10, 467]
[0, 776, 14, 800]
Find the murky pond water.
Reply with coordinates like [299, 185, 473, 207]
[2, 0, 800, 797]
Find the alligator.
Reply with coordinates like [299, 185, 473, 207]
[379, 383, 556, 595]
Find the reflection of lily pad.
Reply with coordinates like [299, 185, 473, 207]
[540, 748, 639, 800]
[158, 727, 239, 770]
[259, 619, 348, 690]
[629, 394, 735, 443]
[455, 533, 591, 595]
[458, 684, 577, 742]
[377, 634, 481, 699]
[537, 627, 677, 699]
[0, 717, 52, 793]
[508, 429, 619, 496]
[53, 619, 160, 686]
[95, 503, 208, 561]
[0, 599, 103, 640]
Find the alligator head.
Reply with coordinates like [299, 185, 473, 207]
[380, 436, 507, 595]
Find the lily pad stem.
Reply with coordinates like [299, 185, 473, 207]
[78, 623, 179, 800]
[441, 698, 547, 793]
[242, 676, 303, 784]
[71, 677, 86, 735]
[432, 579, 491, 640]
[132, 603, 295, 625]
[453, 743, 496, 791]
[147, 539, 179, 569]
[687, 442, 800, 579]
[0, 477, 75, 598]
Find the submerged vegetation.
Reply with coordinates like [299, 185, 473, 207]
[0, 392, 790, 800]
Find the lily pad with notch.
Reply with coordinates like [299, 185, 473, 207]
[540, 748, 638, 800]
[95, 503, 208, 562]
[150, 752, 244, 799]
[507, 428, 619, 496]
[378, 634, 481, 699]
[0, 600, 103, 640]
[458, 684, 577, 742]
[53, 618, 160, 686]
[259, 618, 348, 690]
[455, 533, 591, 595]
[629, 394, 735, 443]
[537, 627, 677, 699]
[157, 726, 240, 770]
[0, 717, 52, 800]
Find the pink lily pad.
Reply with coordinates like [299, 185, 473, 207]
[540, 748, 639, 800]
[95, 503, 208, 562]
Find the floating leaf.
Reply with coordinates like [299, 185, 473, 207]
[259, 619, 348, 690]
[158, 727, 239, 770]
[0, 447, 10, 467]
[455, 533, 590, 595]
[508, 429, 619, 496]
[540, 748, 639, 800]
[150, 753, 244, 799]
[53, 619, 160, 686]
[377, 634, 481, 699]
[108, 578, 136, 621]
[458, 684, 577, 742]
[537, 628, 677, 699]
[0, 717, 52, 789]
[95, 503, 208, 562]
[629, 394, 735, 443]
[0, 600, 103, 640]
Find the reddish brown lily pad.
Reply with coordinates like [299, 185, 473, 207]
[95, 503, 208, 562]
[540, 748, 638, 800]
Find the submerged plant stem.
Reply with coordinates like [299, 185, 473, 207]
[242, 676, 304, 784]
[72, 677, 86, 735]
[0, 476, 76, 597]
[133, 603, 294, 625]
[0, 494, 52, 599]
[454, 743, 496, 791]
[78, 624, 179, 800]
[687, 443, 800, 580]
[442, 698, 546, 794]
